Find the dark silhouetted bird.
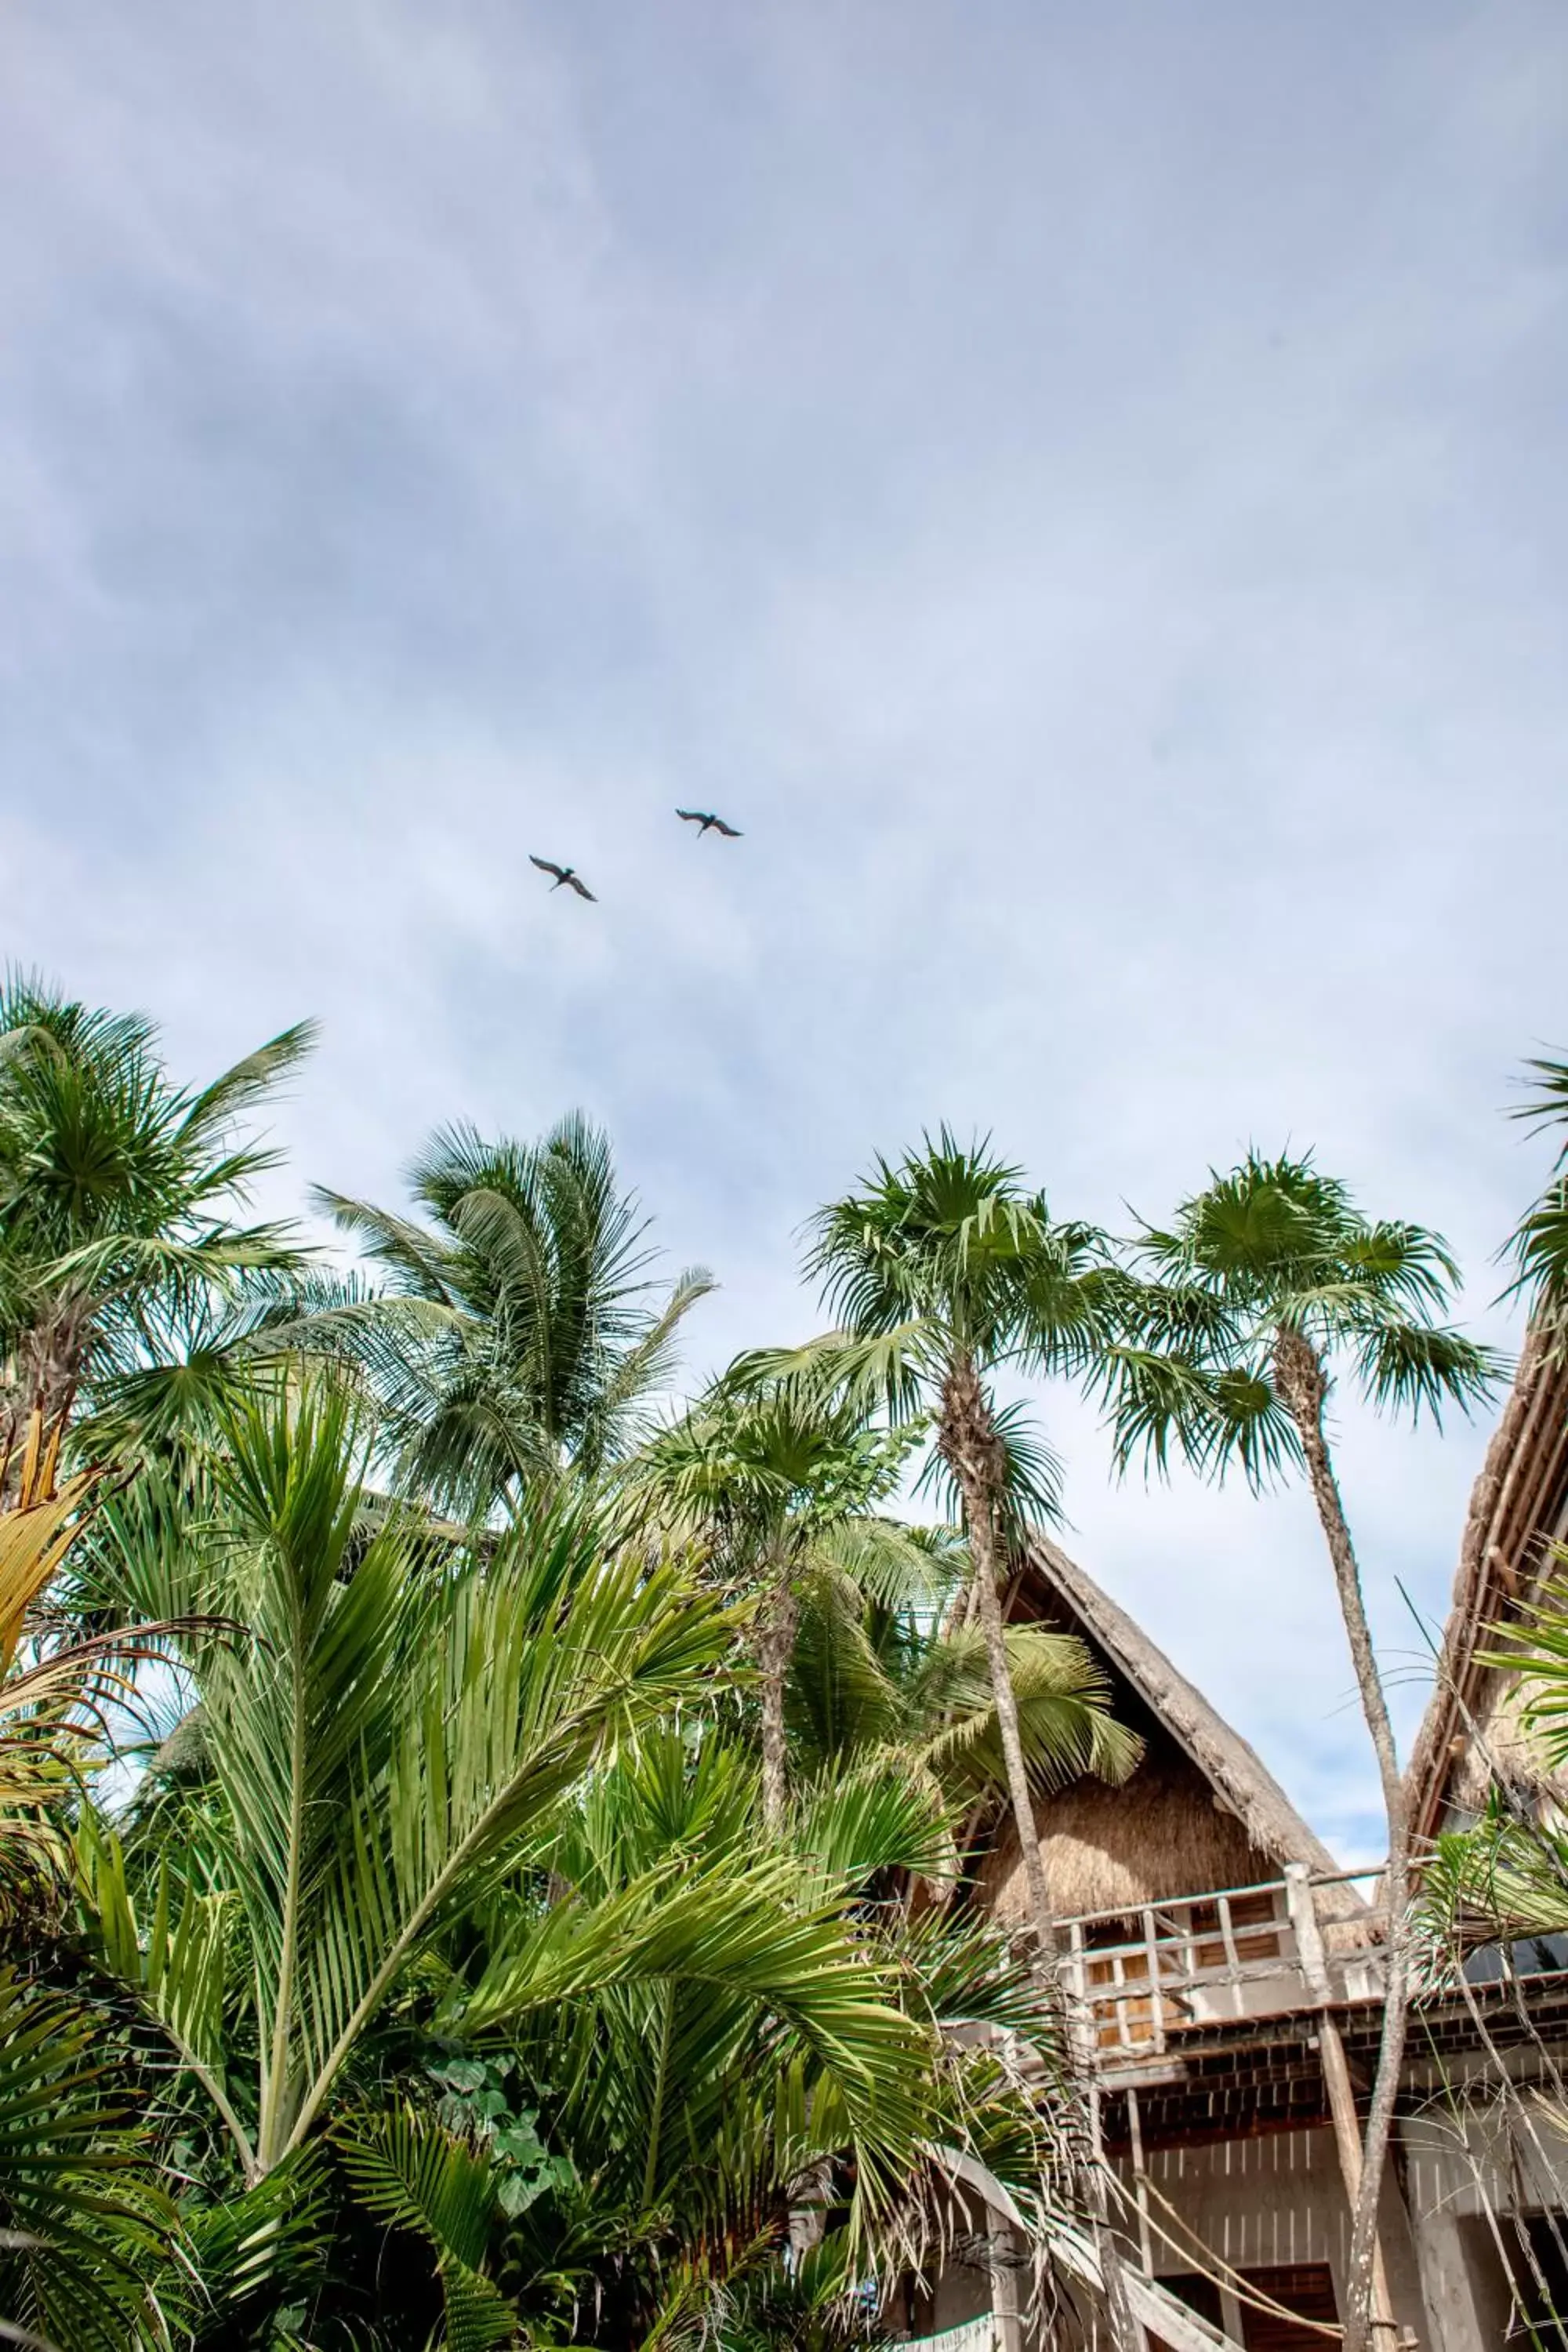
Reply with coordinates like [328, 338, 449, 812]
[677, 809, 742, 838]
[531, 856, 597, 901]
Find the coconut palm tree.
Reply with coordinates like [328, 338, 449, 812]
[309, 1114, 711, 1518]
[0, 976, 314, 1469]
[786, 1549, 1139, 1841]
[631, 1379, 931, 1826]
[756, 1133, 1138, 2349]
[1099, 1149, 1502, 2352]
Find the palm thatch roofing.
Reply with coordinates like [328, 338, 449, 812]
[988, 1530, 1360, 1921]
[1406, 1327, 1568, 1842]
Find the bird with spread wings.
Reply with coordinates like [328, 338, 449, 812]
[676, 809, 742, 838]
[530, 856, 597, 901]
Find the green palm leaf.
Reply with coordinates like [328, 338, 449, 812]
[335, 2108, 519, 2350]
[0, 1971, 176, 2352]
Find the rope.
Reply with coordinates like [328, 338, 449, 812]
[1106, 2164, 1345, 2343]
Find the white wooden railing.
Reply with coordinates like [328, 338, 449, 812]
[1057, 1867, 1386, 2063]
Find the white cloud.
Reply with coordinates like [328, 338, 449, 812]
[2, 0, 1566, 1858]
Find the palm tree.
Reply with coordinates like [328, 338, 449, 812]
[310, 1113, 711, 1517]
[1505, 1053, 1568, 1334]
[0, 1417, 216, 2347]
[0, 1970, 180, 2350]
[1417, 1559, 1568, 1957]
[0, 976, 314, 1468]
[76, 1378, 746, 2184]
[444, 1726, 1073, 2349]
[775, 1136, 1112, 1964]
[767, 1133, 1138, 2349]
[71, 1377, 1021, 2348]
[786, 1548, 1140, 1842]
[1100, 1149, 1502, 2352]
[631, 1379, 931, 1826]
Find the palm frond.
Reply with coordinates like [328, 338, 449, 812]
[335, 2107, 520, 2350]
[1352, 1316, 1508, 1427]
[176, 2150, 332, 2341]
[911, 1624, 1142, 1796]
[0, 1970, 177, 2352]
[176, 1022, 318, 1148]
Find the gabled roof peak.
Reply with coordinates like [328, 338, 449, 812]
[1015, 1530, 1349, 1887]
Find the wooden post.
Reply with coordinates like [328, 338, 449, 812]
[1125, 2085, 1154, 2276]
[1286, 1861, 1331, 2000]
[1317, 2019, 1404, 2343]
[1142, 1906, 1165, 2055]
[1216, 1892, 1244, 2019]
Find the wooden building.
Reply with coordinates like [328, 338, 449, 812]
[917, 1341, 1568, 2349]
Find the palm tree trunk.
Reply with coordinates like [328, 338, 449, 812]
[1273, 1327, 1407, 2352]
[2, 1307, 85, 1506]
[939, 1356, 1140, 2352]
[757, 1571, 800, 1833]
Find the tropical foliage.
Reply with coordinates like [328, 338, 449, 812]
[760, 1134, 1144, 2351]
[1098, 1149, 1502, 2352]
[753, 1131, 1122, 1964]
[1507, 1054, 1568, 1334]
[0, 977, 314, 1465]
[0, 982, 1537, 2350]
[1418, 1557, 1568, 1960]
[307, 1114, 712, 1518]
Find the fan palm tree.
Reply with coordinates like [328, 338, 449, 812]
[1099, 1149, 1502, 2352]
[309, 1114, 711, 1517]
[755, 1133, 1138, 2349]
[756, 1136, 1113, 1964]
[0, 978, 315, 1472]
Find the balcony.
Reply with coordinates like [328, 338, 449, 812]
[1058, 1865, 1385, 2070]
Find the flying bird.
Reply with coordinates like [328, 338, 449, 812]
[676, 809, 742, 838]
[530, 856, 597, 901]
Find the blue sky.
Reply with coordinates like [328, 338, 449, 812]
[3, 1, 1566, 1854]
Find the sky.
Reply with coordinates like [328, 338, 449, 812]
[2, 1, 1566, 1857]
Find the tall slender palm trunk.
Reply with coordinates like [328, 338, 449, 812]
[757, 1568, 800, 1833]
[1273, 1327, 1408, 2352]
[940, 1357, 1140, 2352]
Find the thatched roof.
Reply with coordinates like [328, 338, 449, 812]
[977, 1740, 1283, 1922]
[1406, 1327, 1568, 1842]
[1011, 1531, 1350, 1893]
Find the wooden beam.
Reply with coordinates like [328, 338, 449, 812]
[1126, 2084, 1155, 2276]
